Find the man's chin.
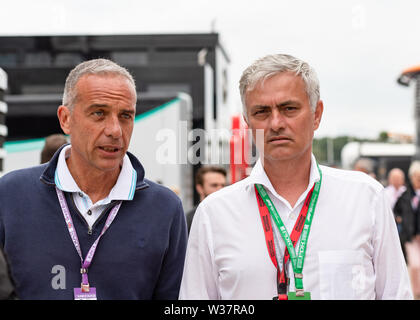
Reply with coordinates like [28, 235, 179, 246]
[260, 147, 293, 161]
[93, 159, 124, 173]
[260, 150, 301, 164]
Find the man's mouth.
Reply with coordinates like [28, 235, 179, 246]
[267, 136, 292, 143]
[99, 146, 121, 153]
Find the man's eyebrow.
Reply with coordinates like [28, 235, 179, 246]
[86, 104, 135, 114]
[250, 104, 270, 109]
[121, 109, 136, 114]
[87, 104, 110, 110]
[250, 100, 300, 109]
[276, 100, 299, 107]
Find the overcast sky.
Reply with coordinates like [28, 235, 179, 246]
[1, 0, 419, 139]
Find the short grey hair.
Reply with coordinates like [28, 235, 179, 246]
[409, 161, 420, 178]
[239, 54, 320, 118]
[354, 157, 375, 173]
[62, 58, 137, 109]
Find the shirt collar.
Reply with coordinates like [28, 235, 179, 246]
[245, 154, 320, 206]
[54, 145, 137, 201]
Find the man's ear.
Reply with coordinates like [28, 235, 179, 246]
[195, 184, 203, 194]
[195, 184, 204, 198]
[313, 100, 324, 131]
[243, 113, 249, 127]
[57, 105, 72, 135]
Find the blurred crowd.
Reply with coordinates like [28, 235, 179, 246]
[353, 157, 420, 298]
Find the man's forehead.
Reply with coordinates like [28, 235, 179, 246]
[248, 71, 302, 91]
[203, 171, 226, 181]
[245, 73, 309, 110]
[77, 73, 134, 88]
[75, 73, 137, 105]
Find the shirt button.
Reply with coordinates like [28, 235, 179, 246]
[87, 210, 92, 216]
[78, 192, 83, 197]
[290, 213, 296, 220]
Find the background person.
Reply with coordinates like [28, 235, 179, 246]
[179, 53, 412, 300]
[353, 157, 377, 180]
[394, 161, 420, 298]
[186, 166, 227, 233]
[384, 168, 406, 210]
[0, 58, 187, 300]
[40, 133, 68, 164]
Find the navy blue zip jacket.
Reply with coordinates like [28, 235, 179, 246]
[0, 146, 188, 300]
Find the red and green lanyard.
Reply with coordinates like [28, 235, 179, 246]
[254, 163, 322, 300]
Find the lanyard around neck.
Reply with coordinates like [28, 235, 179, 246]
[255, 183, 314, 299]
[55, 187, 122, 289]
[255, 163, 322, 293]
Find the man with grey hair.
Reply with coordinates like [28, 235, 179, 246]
[353, 157, 377, 180]
[394, 161, 420, 298]
[384, 167, 406, 209]
[0, 58, 187, 299]
[180, 53, 412, 300]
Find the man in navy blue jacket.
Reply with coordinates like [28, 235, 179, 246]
[0, 58, 187, 300]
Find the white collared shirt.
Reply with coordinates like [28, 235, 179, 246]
[54, 145, 137, 229]
[179, 155, 413, 300]
[384, 185, 406, 209]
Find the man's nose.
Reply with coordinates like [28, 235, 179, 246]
[270, 109, 286, 131]
[104, 115, 122, 138]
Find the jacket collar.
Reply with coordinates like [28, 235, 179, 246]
[40, 143, 149, 191]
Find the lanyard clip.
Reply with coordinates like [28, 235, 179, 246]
[295, 288, 305, 297]
[81, 283, 90, 293]
[80, 269, 90, 292]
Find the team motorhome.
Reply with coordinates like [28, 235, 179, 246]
[0, 34, 252, 211]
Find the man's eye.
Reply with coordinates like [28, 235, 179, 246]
[121, 113, 133, 120]
[254, 109, 267, 115]
[93, 111, 104, 116]
[284, 106, 298, 113]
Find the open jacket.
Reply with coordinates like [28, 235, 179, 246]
[394, 185, 420, 245]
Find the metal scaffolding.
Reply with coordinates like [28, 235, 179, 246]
[398, 64, 420, 160]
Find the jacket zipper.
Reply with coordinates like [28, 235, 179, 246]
[87, 201, 118, 235]
[77, 209, 93, 235]
[70, 195, 114, 235]
[68, 193, 92, 235]
[87, 185, 148, 234]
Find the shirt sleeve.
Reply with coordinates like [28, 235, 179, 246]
[179, 202, 220, 299]
[373, 188, 413, 299]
